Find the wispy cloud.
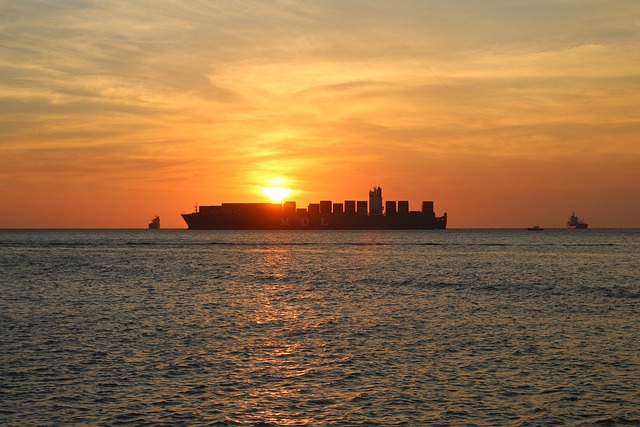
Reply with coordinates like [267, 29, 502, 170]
[1, 0, 639, 226]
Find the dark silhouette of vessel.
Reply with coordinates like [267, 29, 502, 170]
[567, 212, 588, 229]
[148, 216, 160, 229]
[182, 187, 447, 230]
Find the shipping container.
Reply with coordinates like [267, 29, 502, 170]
[356, 201, 368, 216]
[283, 201, 296, 215]
[385, 201, 397, 215]
[344, 200, 356, 214]
[320, 200, 332, 214]
[308, 203, 320, 215]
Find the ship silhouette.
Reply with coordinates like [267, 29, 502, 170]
[182, 187, 447, 230]
[567, 212, 588, 229]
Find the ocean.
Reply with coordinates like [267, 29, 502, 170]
[1, 229, 638, 426]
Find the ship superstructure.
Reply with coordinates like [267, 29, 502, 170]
[567, 212, 588, 229]
[182, 187, 447, 230]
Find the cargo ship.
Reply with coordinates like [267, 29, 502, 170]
[182, 187, 447, 230]
[567, 212, 588, 229]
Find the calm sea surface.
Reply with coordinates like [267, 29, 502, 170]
[1, 229, 638, 426]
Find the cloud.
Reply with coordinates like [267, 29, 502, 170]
[1, 0, 639, 226]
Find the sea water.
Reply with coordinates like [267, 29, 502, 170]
[1, 229, 638, 426]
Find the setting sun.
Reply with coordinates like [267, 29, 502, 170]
[0, 1, 639, 228]
[262, 187, 291, 203]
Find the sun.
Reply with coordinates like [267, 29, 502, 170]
[260, 177, 292, 202]
[262, 186, 291, 203]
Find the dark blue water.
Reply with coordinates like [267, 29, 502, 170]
[1, 229, 638, 426]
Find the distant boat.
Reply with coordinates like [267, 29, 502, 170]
[527, 225, 543, 231]
[567, 212, 588, 229]
[148, 216, 160, 229]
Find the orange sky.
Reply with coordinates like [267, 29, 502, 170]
[1, 1, 639, 228]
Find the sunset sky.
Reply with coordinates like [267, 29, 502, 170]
[1, 0, 639, 228]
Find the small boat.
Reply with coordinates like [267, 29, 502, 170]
[148, 216, 160, 229]
[527, 225, 543, 231]
[567, 212, 588, 229]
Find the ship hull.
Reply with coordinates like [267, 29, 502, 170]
[567, 224, 588, 229]
[182, 212, 447, 230]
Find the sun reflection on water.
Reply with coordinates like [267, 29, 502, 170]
[227, 245, 322, 425]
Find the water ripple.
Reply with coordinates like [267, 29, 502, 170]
[1, 229, 638, 426]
